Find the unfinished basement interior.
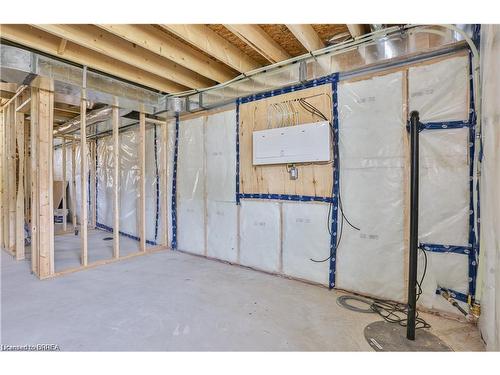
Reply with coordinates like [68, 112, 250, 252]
[0, 19, 499, 357]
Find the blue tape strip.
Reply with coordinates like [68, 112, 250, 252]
[329, 73, 340, 289]
[171, 114, 179, 249]
[95, 138, 98, 223]
[420, 243, 472, 255]
[237, 193, 333, 203]
[467, 51, 478, 299]
[96, 222, 157, 246]
[436, 287, 468, 304]
[235, 100, 241, 205]
[153, 124, 160, 242]
[239, 74, 338, 104]
[419, 120, 470, 131]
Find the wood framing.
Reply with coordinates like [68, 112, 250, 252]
[7, 103, 16, 252]
[0, 108, 4, 250]
[1, 25, 186, 93]
[112, 102, 120, 258]
[32, 24, 214, 89]
[160, 24, 261, 73]
[346, 24, 367, 38]
[71, 138, 78, 230]
[15, 98, 25, 260]
[224, 24, 291, 63]
[30, 80, 55, 278]
[138, 112, 146, 251]
[239, 84, 333, 197]
[80, 90, 88, 266]
[138, 111, 146, 252]
[286, 24, 325, 52]
[98, 24, 236, 83]
[160, 119, 169, 247]
[62, 138, 67, 232]
[89, 139, 97, 229]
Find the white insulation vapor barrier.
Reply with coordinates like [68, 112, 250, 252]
[176, 108, 332, 285]
[53, 119, 176, 247]
[335, 55, 473, 315]
[478, 25, 500, 351]
[94, 122, 173, 245]
[336, 71, 406, 302]
[410, 55, 471, 315]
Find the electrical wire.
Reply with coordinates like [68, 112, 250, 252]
[294, 98, 361, 263]
[337, 294, 431, 329]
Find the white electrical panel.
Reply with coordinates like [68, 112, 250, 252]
[252, 121, 331, 165]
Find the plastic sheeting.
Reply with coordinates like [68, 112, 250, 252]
[410, 56, 472, 314]
[282, 202, 330, 286]
[335, 71, 406, 302]
[418, 129, 469, 246]
[177, 116, 206, 255]
[239, 200, 281, 273]
[206, 110, 237, 262]
[478, 25, 500, 351]
[409, 55, 469, 123]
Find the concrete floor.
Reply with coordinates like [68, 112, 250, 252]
[52, 227, 142, 272]
[1, 249, 485, 351]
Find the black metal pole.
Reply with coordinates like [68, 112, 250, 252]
[407, 110, 420, 340]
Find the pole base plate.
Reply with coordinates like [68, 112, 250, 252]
[364, 321, 452, 351]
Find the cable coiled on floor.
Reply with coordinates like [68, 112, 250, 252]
[337, 294, 431, 329]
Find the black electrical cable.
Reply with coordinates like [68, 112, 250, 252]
[337, 294, 431, 329]
[297, 98, 360, 263]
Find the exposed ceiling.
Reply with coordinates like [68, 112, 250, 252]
[0, 24, 369, 95]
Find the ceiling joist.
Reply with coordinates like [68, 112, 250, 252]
[160, 24, 262, 74]
[285, 24, 325, 52]
[224, 24, 291, 64]
[1, 24, 187, 93]
[97, 24, 237, 83]
[32, 24, 214, 89]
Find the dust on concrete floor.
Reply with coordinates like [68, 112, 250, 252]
[25, 226, 157, 272]
[52, 227, 147, 272]
[0, 250, 485, 351]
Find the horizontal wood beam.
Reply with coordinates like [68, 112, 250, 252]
[1, 25, 187, 93]
[32, 24, 214, 89]
[97, 24, 236, 83]
[161, 24, 261, 73]
[346, 24, 368, 38]
[224, 24, 290, 64]
[286, 24, 325, 52]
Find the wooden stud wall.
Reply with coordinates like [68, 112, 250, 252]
[30, 81, 55, 278]
[80, 90, 88, 266]
[239, 84, 333, 197]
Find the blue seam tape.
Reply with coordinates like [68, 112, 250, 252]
[238, 193, 333, 203]
[329, 73, 340, 289]
[235, 100, 240, 205]
[153, 124, 160, 242]
[467, 51, 478, 299]
[419, 120, 470, 130]
[436, 287, 468, 303]
[171, 114, 179, 249]
[420, 243, 472, 255]
[95, 138, 98, 224]
[96, 222, 157, 246]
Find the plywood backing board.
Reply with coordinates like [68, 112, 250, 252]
[239, 84, 333, 197]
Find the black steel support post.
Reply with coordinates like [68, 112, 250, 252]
[407, 110, 420, 340]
